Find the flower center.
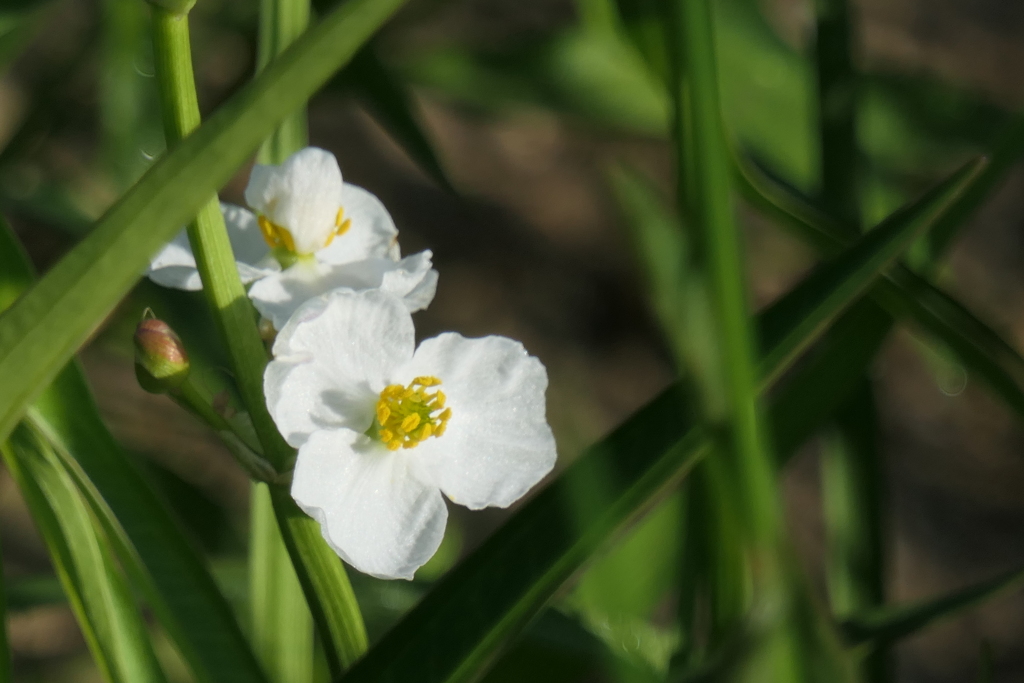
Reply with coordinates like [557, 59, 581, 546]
[371, 376, 451, 451]
[257, 207, 352, 255]
[258, 215, 297, 252]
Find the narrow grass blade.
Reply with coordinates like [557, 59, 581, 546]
[738, 156, 1024, 421]
[0, 217, 269, 683]
[256, 0, 310, 164]
[100, 0, 158, 186]
[251, 484, 314, 683]
[814, 0, 860, 232]
[2, 424, 168, 683]
[769, 300, 891, 463]
[840, 565, 1024, 646]
[26, 395, 269, 683]
[757, 158, 986, 387]
[0, 0, 409, 443]
[272, 488, 369, 673]
[812, 15, 875, 650]
[668, 0, 782, 577]
[821, 382, 889, 682]
[0, 432, 116, 683]
[249, 0, 366, 670]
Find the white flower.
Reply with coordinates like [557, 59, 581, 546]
[265, 289, 557, 580]
[146, 147, 437, 328]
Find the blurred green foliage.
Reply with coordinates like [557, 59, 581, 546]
[1, 0, 1024, 681]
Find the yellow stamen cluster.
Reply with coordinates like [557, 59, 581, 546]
[257, 207, 352, 253]
[373, 376, 451, 451]
[258, 215, 297, 252]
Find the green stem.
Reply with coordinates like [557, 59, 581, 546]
[150, 7, 367, 677]
[172, 378, 283, 484]
[251, 485, 314, 683]
[150, 9, 294, 472]
[815, 0, 860, 233]
[678, 0, 778, 548]
[258, 0, 309, 164]
[813, 2, 889, 680]
[667, 0, 800, 678]
[822, 383, 887, 680]
[251, 0, 315, 681]
[272, 486, 368, 672]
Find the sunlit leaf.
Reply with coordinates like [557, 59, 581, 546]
[0, 217, 268, 683]
[0, 0, 409, 443]
[2, 423, 168, 683]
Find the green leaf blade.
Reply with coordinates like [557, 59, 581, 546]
[1, 217, 269, 683]
[757, 157, 987, 388]
[2, 424, 168, 683]
[841, 565, 1024, 646]
[0, 0, 408, 443]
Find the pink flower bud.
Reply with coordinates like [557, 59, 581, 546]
[134, 318, 190, 394]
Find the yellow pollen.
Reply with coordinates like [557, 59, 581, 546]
[324, 207, 352, 247]
[259, 207, 352, 252]
[258, 215, 297, 252]
[401, 413, 421, 432]
[371, 377, 451, 450]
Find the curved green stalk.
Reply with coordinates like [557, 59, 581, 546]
[257, 0, 309, 163]
[251, 0, 316, 680]
[150, 7, 366, 676]
[0, 0, 407, 445]
[251, 484, 315, 683]
[667, 2, 793, 675]
[812, 2, 890, 680]
[150, 8, 292, 472]
[3, 423, 168, 683]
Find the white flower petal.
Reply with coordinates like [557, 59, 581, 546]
[396, 333, 557, 509]
[316, 184, 399, 265]
[244, 147, 344, 255]
[147, 230, 204, 290]
[380, 250, 439, 313]
[248, 250, 439, 330]
[292, 429, 448, 580]
[220, 203, 278, 274]
[146, 203, 278, 290]
[265, 289, 415, 447]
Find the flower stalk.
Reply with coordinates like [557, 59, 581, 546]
[251, 0, 316, 682]
[665, 0, 809, 678]
[813, 0, 890, 680]
[150, 8, 294, 472]
[133, 314, 284, 483]
[149, 5, 367, 676]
